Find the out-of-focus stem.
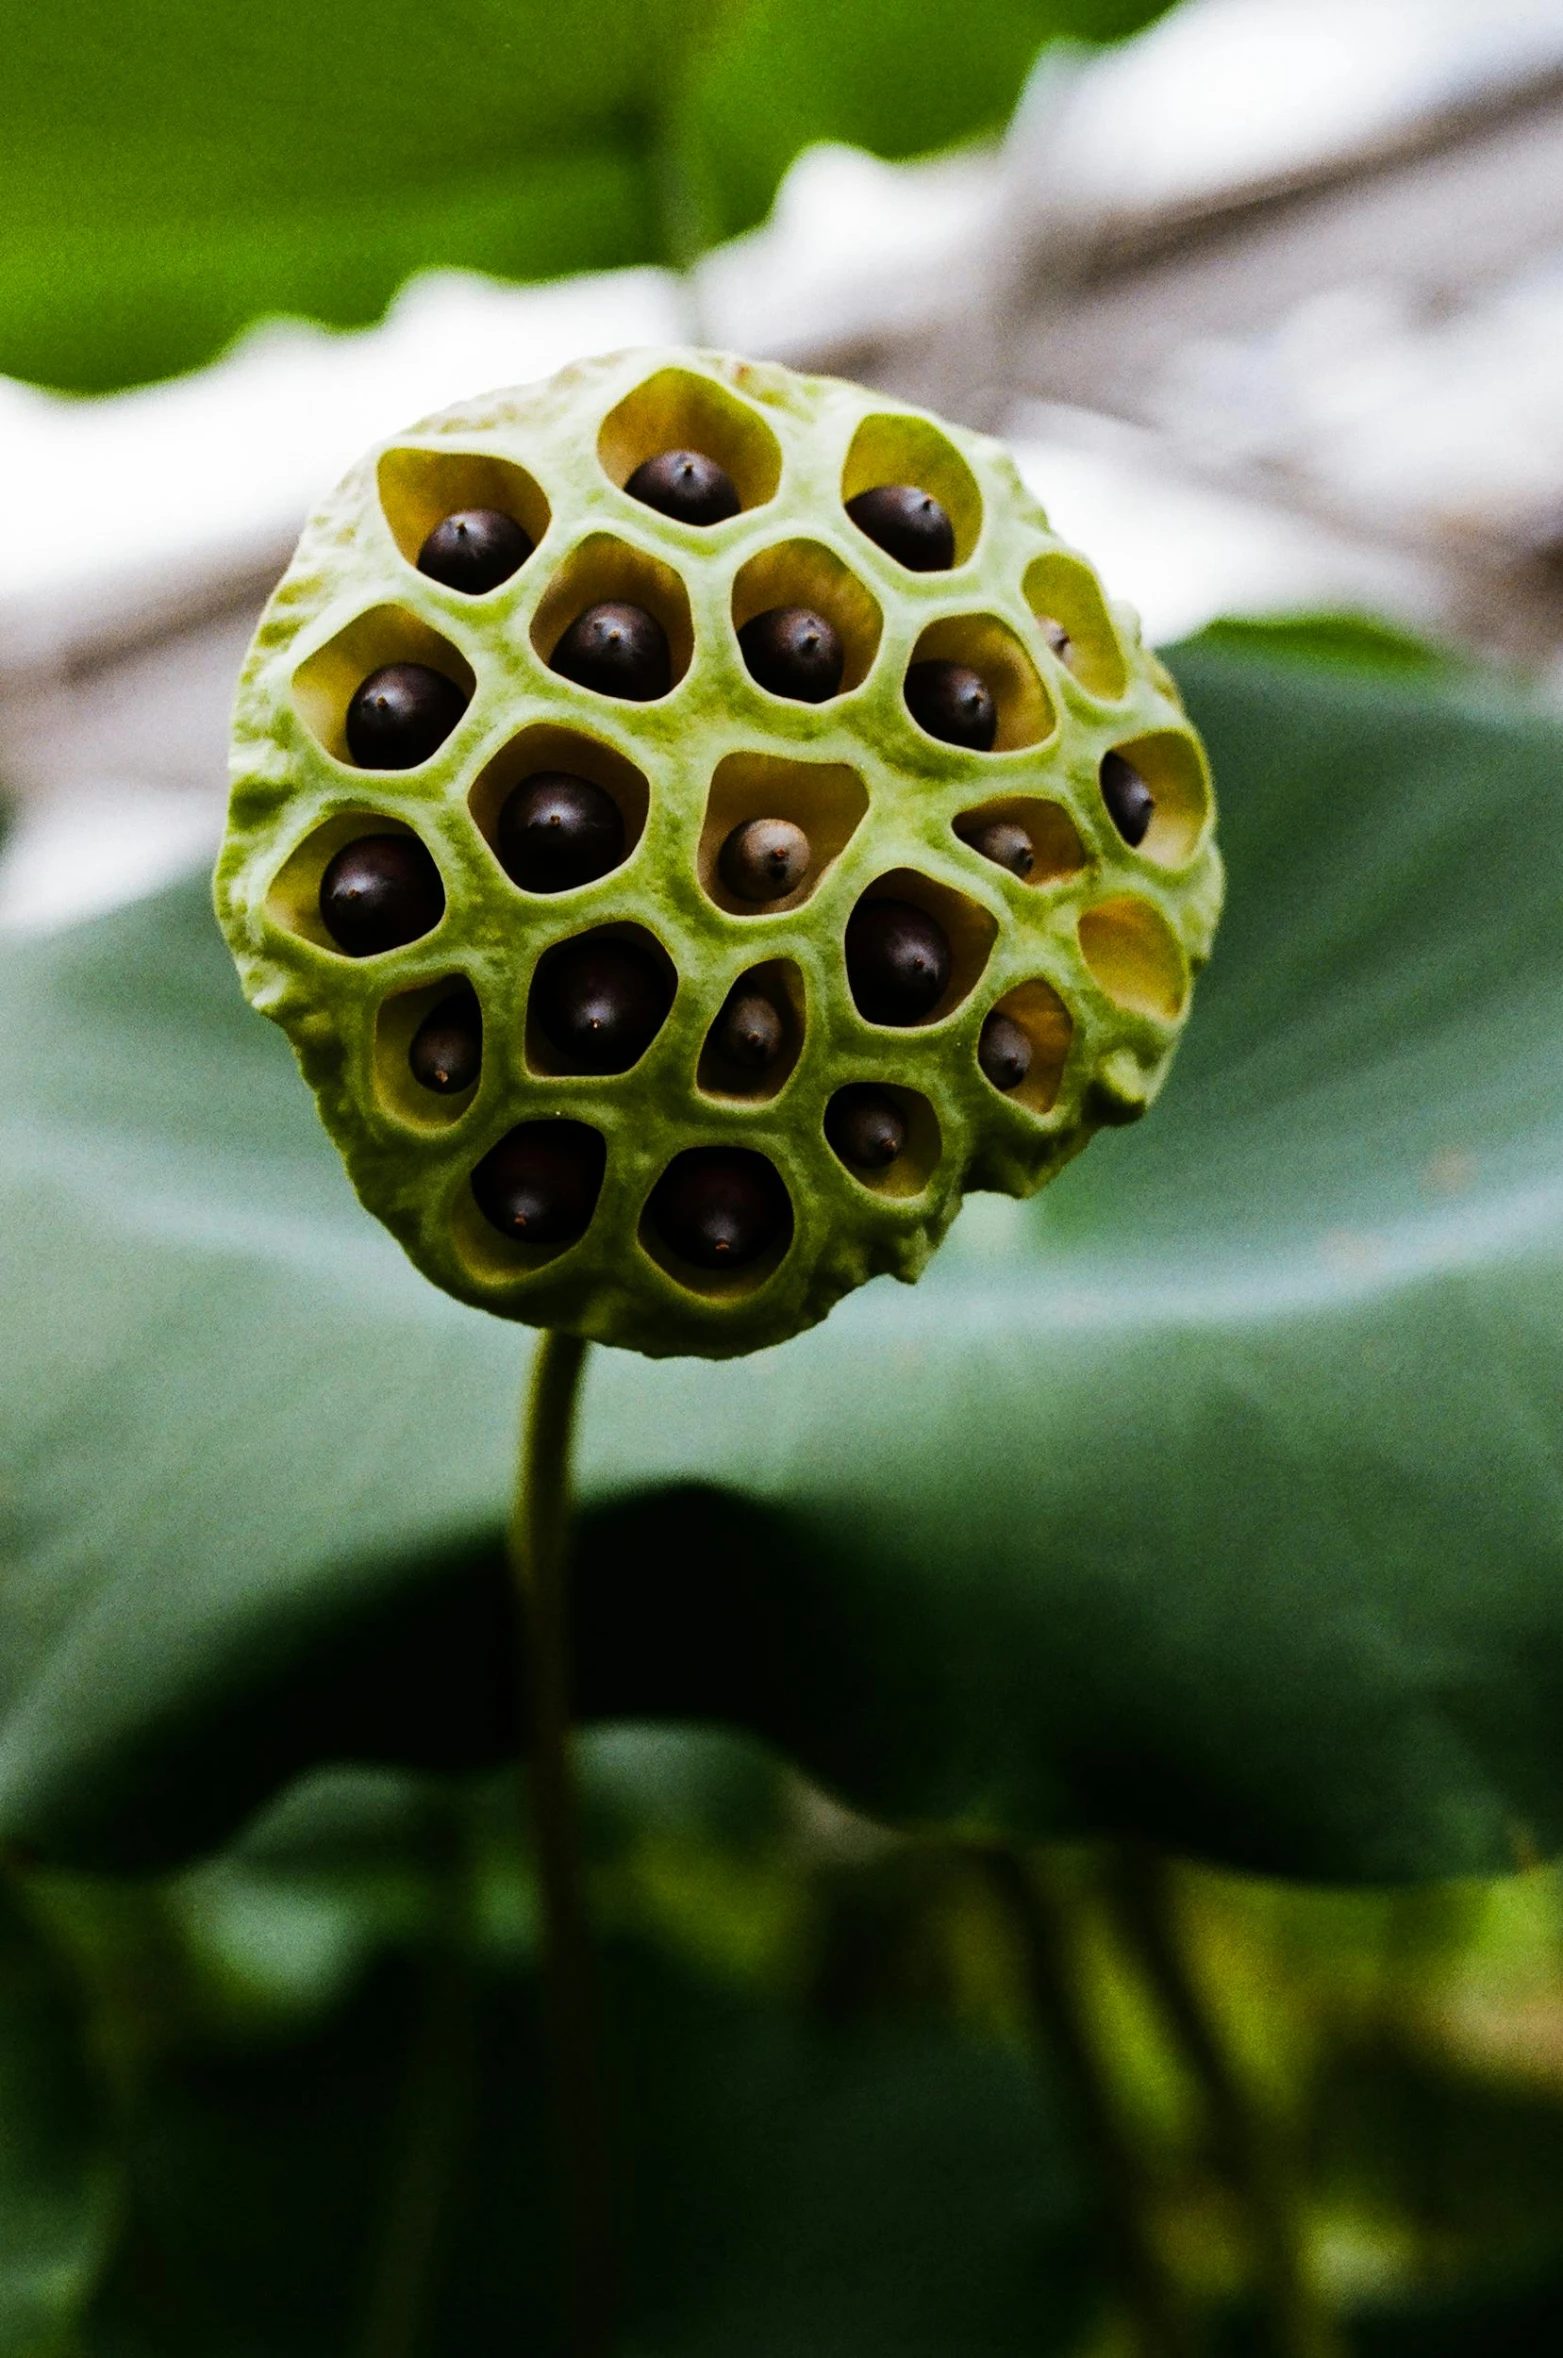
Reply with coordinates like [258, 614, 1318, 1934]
[979, 1845, 1200, 2358]
[1107, 1843, 1342, 2358]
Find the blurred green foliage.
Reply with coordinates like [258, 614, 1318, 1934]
[12, 1739, 1563, 2352]
[0, 0, 1171, 393]
[15, 1742, 1098, 2356]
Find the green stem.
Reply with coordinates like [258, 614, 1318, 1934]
[508, 1331, 615, 2358]
[979, 1845, 1200, 2358]
[1106, 1845, 1342, 2358]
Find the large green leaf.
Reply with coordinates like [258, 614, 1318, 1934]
[1, 0, 681, 393]
[669, 0, 1120, 252]
[0, 0, 1169, 393]
[3, 635, 1563, 1880]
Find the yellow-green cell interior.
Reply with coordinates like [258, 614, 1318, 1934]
[216, 348, 1223, 1359]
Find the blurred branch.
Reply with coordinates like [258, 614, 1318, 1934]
[1106, 1844, 1342, 2358]
[979, 1844, 1200, 2358]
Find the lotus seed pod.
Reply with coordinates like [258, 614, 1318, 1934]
[216, 347, 1222, 1359]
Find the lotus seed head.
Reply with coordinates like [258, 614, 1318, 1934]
[217, 347, 1222, 1357]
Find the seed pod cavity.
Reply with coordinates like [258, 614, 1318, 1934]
[739, 606, 844, 704]
[960, 817, 1034, 879]
[699, 965, 802, 1102]
[904, 659, 996, 753]
[824, 1082, 940, 1198]
[700, 755, 869, 917]
[496, 772, 626, 894]
[530, 931, 673, 1075]
[471, 1121, 605, 1246]
[551, 601, 671, 702]
[319, 834, 445, 957]
[904, 615, 1052, 755]
[978, 1011, 1032, 1093]
[977, 982, 1073, 1116]
[598, 364, 783, 522]
[646, 1148, 791, 1276]
[826, 1084, 906, 1171]
[1100, 750, 1156, 848]
[1022, 551, 1129, 701]
[346, 663, 468, 770]
[626, 449, 740, 527]
[719, 817, 811, 904]
[417, 508, 532, 595]
[845, 483, 955, 572]
[409, 984, 483, 1094]
[845, 896, 952, 1027]
[955, 799, 1085, 891]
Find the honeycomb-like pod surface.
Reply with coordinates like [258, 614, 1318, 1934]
[217, 348, 1223, 1358]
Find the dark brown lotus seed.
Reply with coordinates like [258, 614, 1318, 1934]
[739, 607, 844, 703]
[320, 835, 445, 956]
[551, 601, 671, 701]
[714, 988, 785, 1072]
[496, 772, 625, 893]
[718, 817, 811, 903]
[826, 1085, 907, 1171]
[958, 816, 1034, 878]
[533, 936, 671, 1074]
[626, 449, 740, 527]
[1100, 750, 1155, 847]
[904, 660, 996, 751]
[845, 897, 951, 1026]
[345, 663, 468, 770]
[471, 1121, 605, 1245]
[409, 986, 482, 1093]
[978, 1011, 1032, 1093]
[416, 508, 532, 594]
[648, 1148, 789, 1271]
[845, 484, 955, 572]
